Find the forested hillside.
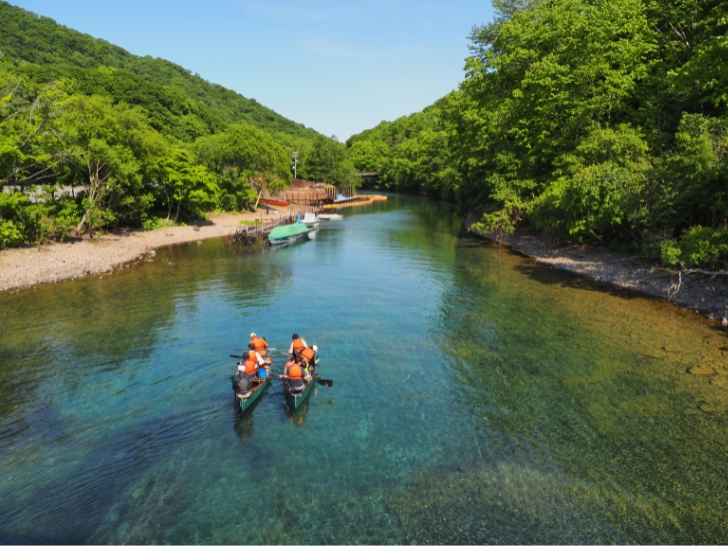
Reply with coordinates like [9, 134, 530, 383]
[0, 1, 317, 144]
[349, 0, 728, 270]
[0, 1, 359, 247]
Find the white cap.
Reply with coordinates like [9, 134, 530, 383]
[312, 345, 318, 352]
[250, 332, 256, 338]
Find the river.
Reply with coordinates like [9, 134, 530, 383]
[0, 194, 726, 544]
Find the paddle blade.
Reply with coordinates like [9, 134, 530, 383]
[230, 354, 242, 359]
[315, 378, 333, 387]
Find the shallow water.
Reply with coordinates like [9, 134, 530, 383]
[1, 194, 727, 544]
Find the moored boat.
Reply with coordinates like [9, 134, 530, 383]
[317, 213, 343, 221]
[301, 211, 320, 228]
[260, 198, 289, 207]
[268, 223, 312, 245]
[332, 193, 363, 204]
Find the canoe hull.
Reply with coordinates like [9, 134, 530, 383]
[284, 375, 315, 410]
[238, 376, 270, 413]
[260, 199, 289, 207]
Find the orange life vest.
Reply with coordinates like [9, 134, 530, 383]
[288, 363, 303, 380]
[300, 347, 314, 363]
[292, 339, 305, 352]
[244, 352, 258, 375]
[252, 338, 268, 352]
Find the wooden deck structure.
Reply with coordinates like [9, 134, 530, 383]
[276, 181, 357, 207]
[229, 214, 298, 245]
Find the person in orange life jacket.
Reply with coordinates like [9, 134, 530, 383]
[247, 343, 266, 366]
[249, 333, 269, 360]
[300, 345, 319, 366]
[239, 344, 265, 379]
[232, 369, 251, 396]
[282, 354, 298, 376]
[280, 358, 310, 393]
[288, 333, 307, 356]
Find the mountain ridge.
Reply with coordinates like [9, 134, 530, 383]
[0, 0, 319, 143]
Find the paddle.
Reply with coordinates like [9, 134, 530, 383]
[230, 355, 268, 362]
[275, 372, 332, 387]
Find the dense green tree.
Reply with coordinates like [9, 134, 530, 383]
[0, 65, 66, 187]
[299, 135, 357, 187]
[348, 139, 388, 173]
[157, 148, 218, 222]
[57, 94, 163, 237]
[191, 124, 290, 210]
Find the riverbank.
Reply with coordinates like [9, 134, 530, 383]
[0, 206, 311, 293]
[465, 212, 728, 323]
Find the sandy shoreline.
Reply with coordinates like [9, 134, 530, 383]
[0, 206, 311, 293]
[465, 212, 728, 323]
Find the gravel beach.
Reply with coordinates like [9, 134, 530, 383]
[4, 207, 726, 324]
[465, 212, 728, 322]
[0, 207, 310, 293]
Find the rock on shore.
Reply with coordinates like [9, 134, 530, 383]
[465, 212, 728, 322]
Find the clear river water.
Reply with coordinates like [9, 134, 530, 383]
[1, 194, 727, 544]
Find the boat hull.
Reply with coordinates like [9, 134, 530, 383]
[284, 375, 315, 410]
[268, 232, 309, 245]
[237, 376, 271, 412]
[260, 199, 289, 207]
[268, 223, 312, 245]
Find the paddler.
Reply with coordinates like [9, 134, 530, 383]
[280, 358, 310, 392]
[242, 343, 267, 378]
[249, 332, 270, 360]
[300, 345, 319, 367]
[288, 333, 307, 356]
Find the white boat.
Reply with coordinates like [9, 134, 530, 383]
[301, 212, 320, 228]
[317, 213, 343, 221]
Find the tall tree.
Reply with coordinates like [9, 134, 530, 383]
[299, 134, 357, 187]
[58, 94, 158, 237]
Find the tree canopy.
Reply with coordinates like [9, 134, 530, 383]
[0, 1, 358, 248]
[348, 0, 728, 270]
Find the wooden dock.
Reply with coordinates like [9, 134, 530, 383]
[229, 214, 298, 245]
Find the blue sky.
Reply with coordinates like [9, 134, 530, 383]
[9, 0, 494, 140]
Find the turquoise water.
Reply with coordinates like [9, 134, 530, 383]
[1, 194, 727, 544]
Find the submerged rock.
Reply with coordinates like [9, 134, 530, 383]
[688, 366, 715, 375]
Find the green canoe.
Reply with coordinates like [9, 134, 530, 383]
[237, 372, 271, 413]
[283, 366, 316, 410]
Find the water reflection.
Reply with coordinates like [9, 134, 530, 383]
[282, 400, 311, 427]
